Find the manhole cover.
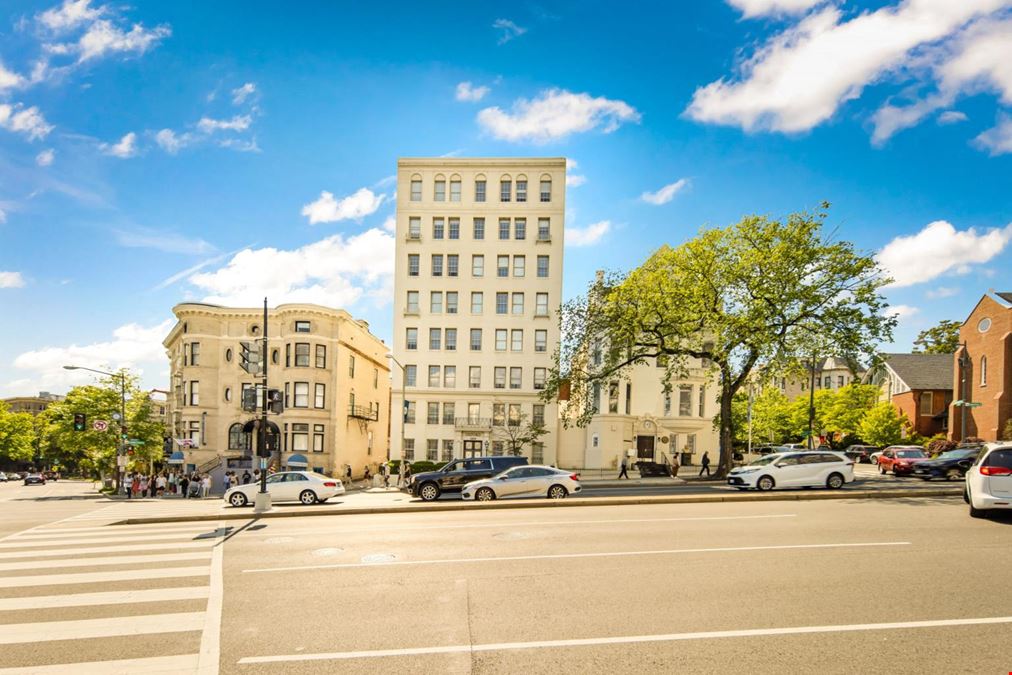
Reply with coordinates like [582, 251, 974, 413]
[361, 553, 397, 563]
[492, 532, 529, 541]
[264, 536, 294, 544]
[311, 547, 343, 557]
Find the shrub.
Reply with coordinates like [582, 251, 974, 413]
[926, 438, 957, 456]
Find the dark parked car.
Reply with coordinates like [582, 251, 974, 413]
[844, 445, 880, 464]
[408, 456, 529, 501]
[912, 447, 981, 481]
[23, 474, 46, 486]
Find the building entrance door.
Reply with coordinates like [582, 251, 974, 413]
[636, 435, 656, 461]
[463, 440, 483, 458]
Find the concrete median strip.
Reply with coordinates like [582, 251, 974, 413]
[109, 486, 965, 526]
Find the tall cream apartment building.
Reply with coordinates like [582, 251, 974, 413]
[164, 303, 389, 479]
[391, 158, 565, 464]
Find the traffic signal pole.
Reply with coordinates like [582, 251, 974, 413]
[254, 298, 272, 514]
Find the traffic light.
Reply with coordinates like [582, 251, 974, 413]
[241, 386, 259, 412]
[239, 341, 262, 375]
[73, 413, 86, 432]
[267, 389, 283, 414]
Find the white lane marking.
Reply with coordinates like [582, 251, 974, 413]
[0, 531, 213, 549]
[244, 541, 911, 574]
[0, 586, 210, 611]
[0, 653, 200, 674]
[0, 611, 204, 645]
[0, 565, 210, 588]
[0, 541, 214, 560]
[197, 523, 225, 675]
[248, 513, 799, 539]
[13, 524, 218, 537]
[238, 615, 1012, 664]
[0, 551, 212, 572]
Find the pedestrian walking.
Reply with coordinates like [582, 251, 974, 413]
[344, 464, 352, 486]
[201, 474, 211, 498]
[381, 463, 390, 488]
[138, 474, 148, 498]
[156, 473, 166, 497]
[223, 472, 232, 493]
[398, 460, 406, 487]
[124, 472, 133, 498]
[404, 461, 412, 484]
[253, 469, 261, 485]
[180, 474, 189, 498]
[618, 455, 629, 479]
[699, 451, 711, 477]
[242, 470, 252, 485]
[363, 465, 371, 485]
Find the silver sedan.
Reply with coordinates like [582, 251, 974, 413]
[461, 465, 582, 501]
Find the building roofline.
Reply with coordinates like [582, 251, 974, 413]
[397, 157, 566, 168]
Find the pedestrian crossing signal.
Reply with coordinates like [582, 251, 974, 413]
[73, 413, 86, 432]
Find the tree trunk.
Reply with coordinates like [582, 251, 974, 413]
[717, 367, 734, 479]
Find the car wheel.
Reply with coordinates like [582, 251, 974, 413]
[756, 475, 775, 491]
[475, 487, 496, 502]
[419, 482, 441, 502]
[893, 468, 902, 477]
[963, 488, 970, 504]
[229, 492, 247, 508]
[548, 485, 568, 499]
[879, 464, 886, 475]
[299, 490, 318, 505]
[826, 472, 844, 490]
[946, 468, 962, 481]
[966, 488, 987, 518]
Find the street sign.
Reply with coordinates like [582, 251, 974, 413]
[966, 402, 983, 408]
[112, 413, 121, 421]
[128, 439, 144, 446]
[92, 420, 108, 431]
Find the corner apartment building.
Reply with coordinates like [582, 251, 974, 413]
[391, 158, 565, 464]
[164, 303, 390, 478]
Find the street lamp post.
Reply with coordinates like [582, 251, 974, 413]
[958, 343, 970, 442]
[386, 353, 406, 468]
[63, 365, 127, 492]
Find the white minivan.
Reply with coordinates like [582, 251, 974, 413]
[727, 451, 855, 491]
[964, 443, 1012, 518]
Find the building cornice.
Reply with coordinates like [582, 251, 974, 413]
[397, 157, 566, 169]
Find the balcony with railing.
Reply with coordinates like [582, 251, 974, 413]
[348, 405, 379, 421]
[454, 417, 492, 431]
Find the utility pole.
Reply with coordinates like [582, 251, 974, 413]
[959, 343, 970, 442]
[807, 354, 817, 450]
[254, 298, 271, 513]
[746, 381, 753, 456]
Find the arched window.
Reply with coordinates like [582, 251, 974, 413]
[981, 356, 987, 386]
[539, 174, 552, 202]
[228, 423, 244, 450]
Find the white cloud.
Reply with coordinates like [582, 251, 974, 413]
[381, 215, 396, 233]
[565, 220, 611, 247]
[0, 104, 53, 140]
[114, 229, 215, 255]
[197, 115, 252, 133]
[477, 88, 640, 143]
[0, 272, 26, 288]
[9, 319, 173, 395]
[889, 304, 920, 319]
[0, 61, 26, 92]
[301, 188, 386, 224]
[70, 18, 171, 62]
[35, 148, 55, 166]
[727, 0, 824, 18]
[937, 110, 968, 124]
[231, 82, 256, 105]
[685, 1, 1006, 134]
[154, 128, 192, 154]
[926, 286, 958, 299]
[566, 158, 586, 187]
[100, 131, 137, 158]
[217, 137, 261, 153]
[37, 0, 104, 33]
[640, 178, 689, 205]
[493, 18, 527, 45]
[0, 209, 6, 223]
[187, 228, 395, 308]
[973, 114, 1012, 155]
[456, 81, 490, 102]
[877, 220, 1012, 287]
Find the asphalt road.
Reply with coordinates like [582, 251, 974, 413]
[2, 480, 1010, 674]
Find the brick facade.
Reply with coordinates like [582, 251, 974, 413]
[950, 293, 1012, 441]
[893, 389, 950, 437]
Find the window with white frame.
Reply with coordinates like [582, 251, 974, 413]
[408, 254, 419, 276]
[499, 219, 510, 240]
[494, 367, 506, 389]
[448, 218, 460, 239]
[428, 366, 440, 387]
[497, 255, 509, 277]
[406, 291, 419, 313]
[508, 403, 521, 426]
[408, 217, 421, 238]
[469, 366, 481, 388]
[511, 329, 523, 352]
[294, 382, 309, 408]
[429, 328, 441, 350]
[404, 401, 416, 423]
[475, 179, 486, 202]
[433, 218, 444, 239]
[510, 367, 522, 389]
[442, 403, 455, 425]
[410, 179, 422, 201]
[470, 328, 482, 351]
[427, 402, 439, 424]
[449, 179, 461, 202]
[446, 291, 458, 314]
[512, 292, 525, 315]
[532, 442, 544, 464]
[493, 403, 505, 426]
[406, 328, 418, 350]
[698, 386, 706, 417]
[431, 254, 443, 277]
[427, 439, 438, 460]
[500, 179, 511, 202]
[496, 292, 508, 314]
[516, 179, 527, 202]
[473, 218, 485, 239]
[315, 383, 325, 408]
[540, 178, 551, 202]
[537, 255, 549, 278]
[444, 366, 456, 388]
[535, 293, 548, 316]
[434, 179, 446, 201]
[405, 365, 417, 386]
[513, 255, 525, 277]
[471, 292, 483, 314]
[514, 218, 526, 240]
[315, 345, 326, 368]
[429, 291, 442, 314]
[445, 328, 457, 351]
[679, 385, 692, 416]
[472, 255, 484, 277]
[495, 329, 508, 351]
[535, 330, 547, 352]
[534, 368, 546, 390]
[447, 254, 459, 277]
[532, 404, 545, 426]
[403, 438, 415, 460]
[538, 218, 550, 240]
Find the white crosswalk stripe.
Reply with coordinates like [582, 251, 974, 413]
[0, 514, 224, 674]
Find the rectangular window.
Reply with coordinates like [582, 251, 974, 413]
[410, 179, 422, 202]
[493, 403, 505, 426]
[432, 218, 444, 239]
[429, 291, 442, 314]
[406, 328, 418, 350]
[492, 441, 504, 455]
[406, 291, 420, 313]
[535, 293, 549, 316]
[664, 392, 671, 416]
[442, 403, 455, 425]
[532, 442, 544, 464]
[447, 254, 459, 277]
[294, 320, 310, 335]
[513, 255, 525, 277]
[499, 219, 510, 240]
[538, 218, 550, 240]
[512, 293, 525, 315]
[625, 383, 632, 415]
[408, 254, 419, 276]
[294, 382, 309, 408]
[295, 343, 310, 367]
[679, 385, 692, 416]
[467, 403, 480, 423]
[535, 329, 547, 353]
[687, 434, 696, 454]
[494, 367, 506, 389]
[188, 381, 200, 406]
[405, 365, 417, 386]
[532, 404, 545, 427]
[511, 329, 523, 352]
[446, 291, 458, 314]
[292, 424, 309, 452]
[448, 218, 460, 239]
[514, 218, 526, 240]
[475, 180, 486, 202]
[431, 254, 443, 277]
[349, 354, 355, 377]
[537, 255, 549, 278]
[540, 179, 551, 202]
[444, 366, 456, 388]
[824, 376, 831, 389]
[496, 292, 508, 314]
[510, 367, 522, 390]
[471, 292, 483, 314]
[473, 218, 485, 239]
[508, 403, 521, 426]
[313, 426, 324, 453]
[429, 328, 441, 350]
[427, 402, 439, 424]
[472, 255, 484, 277]
[608, 382, 619, 413]
[189, 342, 201, 366]
[495, 329, 508, 351]
[500, 180, 511, 202]
[434, 179, 445, 201]
[315, 344, 326, 368]
[403, 438, 415, 460]
[699, 386, 706, 417]
[408, 217, 421, 239]
[449, 179, 461, 202]
[496, 255, 509, 277]
[404, 401, 416, 424]
[516, 180, 527, 203]
[534, 368, 546, 390]
[428, 365, 440, 387]
[445, 328, 457, 351]
[315, 383, 325, 408]
[469, 366, 481, 388]
[470, 328, 482, 351]
[427, 439, 438, 461]
[919, 391, 933, 416]
[838, 375, 845, 388]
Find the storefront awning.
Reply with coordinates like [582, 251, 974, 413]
[286, 453, 308, 467]
[167, 451, 185, 465]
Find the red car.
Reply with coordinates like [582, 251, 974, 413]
[878, 446, 929, 476]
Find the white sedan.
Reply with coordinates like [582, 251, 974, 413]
[964, 443, 1012, 518]
[727, 451, 855, 491]
[224, 471, 344, 507]
[461, 465, 582, 501]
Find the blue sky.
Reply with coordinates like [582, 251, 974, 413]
[1, 0, 1010, 395]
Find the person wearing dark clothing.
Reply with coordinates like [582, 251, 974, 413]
[618, 456, 629, 479]
[699, 452, 711, 477]
[179, 475, 190, 498]
[242, 470, 252, 485]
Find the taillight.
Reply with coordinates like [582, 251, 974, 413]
[323, 481, 337, 487]
[980, 466, 1012, 476]
[570, 473, 580, 481]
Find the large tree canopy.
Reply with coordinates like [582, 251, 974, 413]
[0, 402, 36, 464]
[546, 206, 895, 477]
[912, 319, 961, 354]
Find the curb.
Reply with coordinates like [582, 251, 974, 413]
[111, 487, 964, 526]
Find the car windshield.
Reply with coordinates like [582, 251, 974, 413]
[439, 461, 458, 472]
[749, 455, 780, 466]
[896, 450, 926, 458]
[937, 449, 975, 460]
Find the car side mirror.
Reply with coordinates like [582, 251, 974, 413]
[773, 462, 785, 468]
[498, 475, 508, 480]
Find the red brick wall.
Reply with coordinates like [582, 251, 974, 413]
[950, 295, 1012, 441]
[893, 389, 949, 437]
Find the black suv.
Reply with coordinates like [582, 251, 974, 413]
[409, 456, 528, 501]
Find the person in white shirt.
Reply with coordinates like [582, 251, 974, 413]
[201, 474, 211, 498]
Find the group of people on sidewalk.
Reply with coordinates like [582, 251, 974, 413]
[341, 461, 413, 489]
[123, 471, 212, 499]
[617, 451, 712, 479]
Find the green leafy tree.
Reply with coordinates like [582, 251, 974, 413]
[750, 388, 794, 444]
[492, 415, 548, 457]
[858, 402, 909, 446]
[912, 319, 961, 354]
[0, 402, 37, 464]
[548, 206, 895, 477]
[822, 384, 880, 438]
